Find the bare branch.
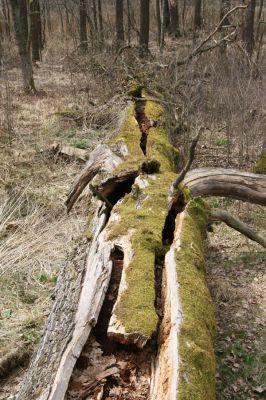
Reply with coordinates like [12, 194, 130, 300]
[176, 5, 247, 65]
[209, 209, 266, 249]
[173, 127, 204, 189]
[183, 168, 266, 206]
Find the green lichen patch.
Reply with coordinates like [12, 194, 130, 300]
[254, 154, 266, 174]
[176, 200, 216, 400]
[106, 92, 179, 339]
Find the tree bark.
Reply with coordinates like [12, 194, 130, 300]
[242, 0, 256, 56]
[194, 0, 202, 31]
[9, 0, 36, 93]
[30, 0, 42, 61]
[139, 0, 150, 56]
[163, 0, 170, 33]
[116, 0, 124, 49]
[220, 0, 231, 25]
[97, 0, 103, 45]
[156, 0, 161, 45]
[169, 0, 181, 37]
[79, 0, 88, 51]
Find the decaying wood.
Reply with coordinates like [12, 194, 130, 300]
[150, 213, 184, 400]
[49, 142, 88, 162]
[209, 209, 266, 249]
[183, 168, 266, 206]
[66, 143, 127, 212]
[16, 91, 265, 400]
[17, 242, 88, 400]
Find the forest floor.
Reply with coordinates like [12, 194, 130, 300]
[0, 46, 265, 399]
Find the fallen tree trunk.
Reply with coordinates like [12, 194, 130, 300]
[16, 90, 266, 400]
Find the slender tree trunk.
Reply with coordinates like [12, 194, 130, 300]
[92, 0, 98, 33]
[97, 0, 103, 45]
[256, 0, 264, 40]
[194, 0, 202, 31]
[79, 0, 88, 51]
[160, 0, 165, 50]
[242, 0, 256, 56]
[182, 0, 187, 35]
[116, 0, 124, 49]
[220, 0, 230, 25]
[169, 0, 180, 37]
[219, 0, 230, 57]
[2, 0, 11, 39]
[30, 0, 42, 61]
[9, 0, 36, 93]
[126, 0, 131, 45]
[163, 0, 170, 33]
[139, 0, 150, 56]
[257, 0, 264, 22]
[156, 0, 161, 45]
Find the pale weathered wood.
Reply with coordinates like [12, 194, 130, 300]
[66, 143, 127, 212]
[209, 209, 266, 248]
[150, 213, 184, 400]
[183, 168, 266, 205]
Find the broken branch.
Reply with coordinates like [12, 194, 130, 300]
[183, 168, 266, 206]
[209, 209, 266, 249]
[173, 127, 203, 189]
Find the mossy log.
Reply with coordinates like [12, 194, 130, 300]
[254, 138, 266, 174]
[16, 90, 265, 400]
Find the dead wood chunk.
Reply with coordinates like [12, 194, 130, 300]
[49, 142, 88, 162]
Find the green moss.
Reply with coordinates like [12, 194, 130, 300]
[176, 200, 216, 400]
[254, 154, 266, 174]
[106, 93, 179, 338]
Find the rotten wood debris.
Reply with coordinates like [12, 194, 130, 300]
[16, 88, 266, 400]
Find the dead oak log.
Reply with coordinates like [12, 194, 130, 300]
[16, 90, 265, 400]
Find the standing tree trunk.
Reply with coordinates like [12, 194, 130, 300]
[163, 0, 170, 33]
[220, 0, 230, 25]
[126, 0, 131, 45]
[79, 0, 88, 51]
[169, 0, 180, 37]
[97, 0, 103, 45]
[9, 0, 36, 93]
[242, 0, 256, 56]
[160, 0, 165, 50]
[194, 0, 202, 31]
[139, 0, 150, 56]
[116, 0, 124, 50]
[1, 0, 11, 39]
[30, 0, 42, 62]
[156, 0, 161, 45]
[92, 0, 98, 33]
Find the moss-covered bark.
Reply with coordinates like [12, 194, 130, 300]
[107, 93, 179, 340]
[254, 155, 266, 174]
[176, 200, 216, 399]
